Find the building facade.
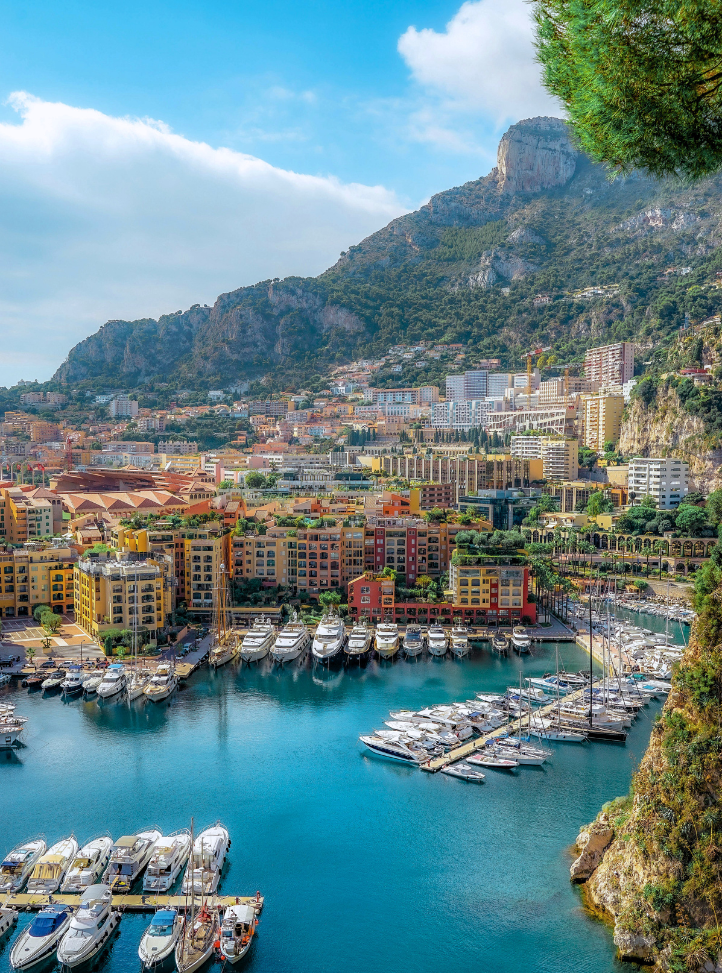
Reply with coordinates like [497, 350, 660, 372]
[628, 457, 689, 509]
[582, 393, 625, 450]
[74, 554, 173, 640]
[583, 341, 635, 387]
[0, 546, 76, 618]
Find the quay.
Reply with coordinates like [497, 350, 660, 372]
[421, 677, 606, 772]
[1, 891, 264, 913]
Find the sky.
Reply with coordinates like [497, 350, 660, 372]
[0, 0, 560, 386]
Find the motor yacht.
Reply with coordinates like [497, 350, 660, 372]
[26, 836, 78, 894]
[271, 617, 310, 664]
[143, 830, 191, 893]
[82, 671, 105, 695]
[0, 907, 17, 939]
[181, 824, 230, 896]
[491, 632, 509, 653]
[175, 904, 218, 973]
[402, 625, 424, 658]
[138, 908, 184, 969]
[103, 829, 161, 893]
[239, 618, 275, 663]
[96, 664, 127, 700]
[467, 753, 518, 770]
[0, 705, 27, 749]
[440, 762, 486, 782]
[450, 623, 470, 659]
[61, 667, 84, 697]
[0, 838, 46, 894]
[311, 612, 346, 664]
[511, 626, 531, 653]
[374, 622, 400, 660]
[61, 837, 114, 893]
[41, 670, 65, 692]
[427, 625, 448, 657]
[9, 906, 72, 971]
[143, 664, 178, 703]
[209, 637, 238, 669]
[359, 734, 425, 764]
[57, 884, 120, 969]
[345, 622, 373, 661]
[219, 903, 257, 965]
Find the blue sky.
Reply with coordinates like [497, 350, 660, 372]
[0, 0, 559, 385]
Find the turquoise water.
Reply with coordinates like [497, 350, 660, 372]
[0, 624, 680, 973]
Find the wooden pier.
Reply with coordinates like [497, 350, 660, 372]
[421, 679, 605, 772]
[1, 892, 264, 914]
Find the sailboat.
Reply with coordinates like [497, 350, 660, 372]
[209, 562, 238, 669]
[175, 820, 219, 973]
[127, 570, 151, 701]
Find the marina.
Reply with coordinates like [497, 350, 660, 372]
[0, 607, 684, 973]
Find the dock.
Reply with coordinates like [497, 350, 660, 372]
[1, 892, 264, 914]
[421, 678, 605, 772]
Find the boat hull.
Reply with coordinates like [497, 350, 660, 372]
[57, 911, 120, 968]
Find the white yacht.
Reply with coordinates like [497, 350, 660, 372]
[138, 908, 184, 969]
[239, 618, 275, 663]
[219, 903, 257, 965]
[60, 667, 84, 697]
[143, 830, 191, 892]
[127, 668, 151, 701]
[450, 623, 470, 659]
[209, 637, 238, 669]
[26, 836, 78, 895]
[0, 838, 47, 893]
[9, 905, 72, 970]
[103, 829, 161, 893]
[311, 612, 346, 664]
[0, 907, 17, 939]
[359, 734, 425, 763]
[41, 670, 65, 691]
[0, 705, 27, 749]
[143, 664, 178, 703]
[82, 671, 105, 695]
[271, 617, 310, 665]
[96, 664, 127, 699]
[512, 626, 532, 653]
[402, 625, 424, 658]
[181, 823, 230, 896]
[61, 837, 114, 893]
[57, 884, 120, 969]
[345, 622, 373, 661]
[427, 625, 448, 657]
[374, 621, 400, 659]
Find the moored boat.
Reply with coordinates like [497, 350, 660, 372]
[61, 836, 114, 893]
[449, 622, 470, 659]
[219, 903, 257, 965]
[9, 905, 72, 971]
[96, 664, 127, 699]
[26, 836, 78, 894]
[467, 753, 518, 770]
[239, 618, 275, 663]
[143, 663, 178, 703]
[103, 829, 161, 892]
[359, 734, 424, 764]
[427, 625, 448, 657]
[311, 611, 346, 664]
[0, 907, 17, 939]
[61, 667, 85, 697]
[374, 621, 400, 660]
[175, 904, 218, 973]
[139, 908, 184, 969]
[345, 621, 373, 661]
[440, 762, 486, 782]
[511, 626, 531, 653]
[271, 615, 310, 665]
[181, 823, 230, 896]
[0, 838, 46, 894]
[0, 704, 27, 749]
[56, 884, 120, 969]
[143, 830, 191, 893]
[402, 624, 424, 658]
[491, 632, 509, 653]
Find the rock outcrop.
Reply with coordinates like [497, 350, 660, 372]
[569, 818, 613, 882]
[496, 116, 578, 194]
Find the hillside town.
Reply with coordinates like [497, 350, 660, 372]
[0, 338, 709, 651]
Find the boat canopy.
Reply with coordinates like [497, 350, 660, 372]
[151, 909, 177, 926]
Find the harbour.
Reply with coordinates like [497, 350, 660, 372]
[0, 608, 685, 973]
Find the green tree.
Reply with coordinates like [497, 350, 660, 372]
[25, 647, 36, 667]
[33, 604, 51, 623]
[245, 471, 266, 489]
[586, 492, 614, 517]
[318, 590, 342, 610]
[218, 479, 234, 489]
[706, 488, 722, 526]
[534, 0, 722, 179]
[40, 611, 61, 633]
[675, 505, 709, 537]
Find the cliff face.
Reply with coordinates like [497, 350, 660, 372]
[496, 116, 578, 193]
[619, 386, 722, 491]
[571, 598, 722, 970]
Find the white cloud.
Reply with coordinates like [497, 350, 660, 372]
[398, 0, 560, 142]
[0, 92, 406, 386]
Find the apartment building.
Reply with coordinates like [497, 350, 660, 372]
[74, 554, 172, 639]
[537, 376, 594, 406]
[0, 546, 76, 618]
[431, 399, 491, 430]
[582, 393, 625, 450]
[448, 560, 535, 623]
[371, 386, 439, 406]
[445, 371, 488, 401]
[0, 488, 54, 543]
[628, 457, 689, 509]
[584, 341, 634, 387]
[30, 422, 61, 443]
[247, 400, 290, 417]
[544, 481, 597, 514]
[487, 373, 513, 399]
[114, 523, 232, 614]
[369, 454, 541, 493]
[109, 397, 139, 418]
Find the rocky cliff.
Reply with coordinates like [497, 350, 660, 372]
[570, 596, 722, 970]
[49, 115, 722, 390]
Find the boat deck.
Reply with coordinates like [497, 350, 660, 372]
[1, 892, 264, 913]
[421, 679, 604, 772]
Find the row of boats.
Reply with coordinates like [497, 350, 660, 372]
[23, 661, 179, 703]
[214, 611, 533, 667]
[0, 822, 257, 969]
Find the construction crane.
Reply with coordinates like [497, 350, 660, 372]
[524, 345, 551, 398]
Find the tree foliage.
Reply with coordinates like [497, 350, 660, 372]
[534, 0, 722, 179]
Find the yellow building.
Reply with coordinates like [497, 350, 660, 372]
[448, 560, 533, 622]
[114, 522, 232, 617]
[582, 393, 625, 450]
[0, 488, 54, 543]
[0, 546, 76, 619]
[74, 554, 173, 639]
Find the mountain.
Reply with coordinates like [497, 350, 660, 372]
[51, 116, 722, 391]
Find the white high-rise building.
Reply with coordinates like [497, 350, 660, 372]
[431, 399, 491, 430]
[584, 342, 635, 387]
[628, 457, 689, 509]
[487, 373, 513, 399]
[445, 370, 488, 401]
